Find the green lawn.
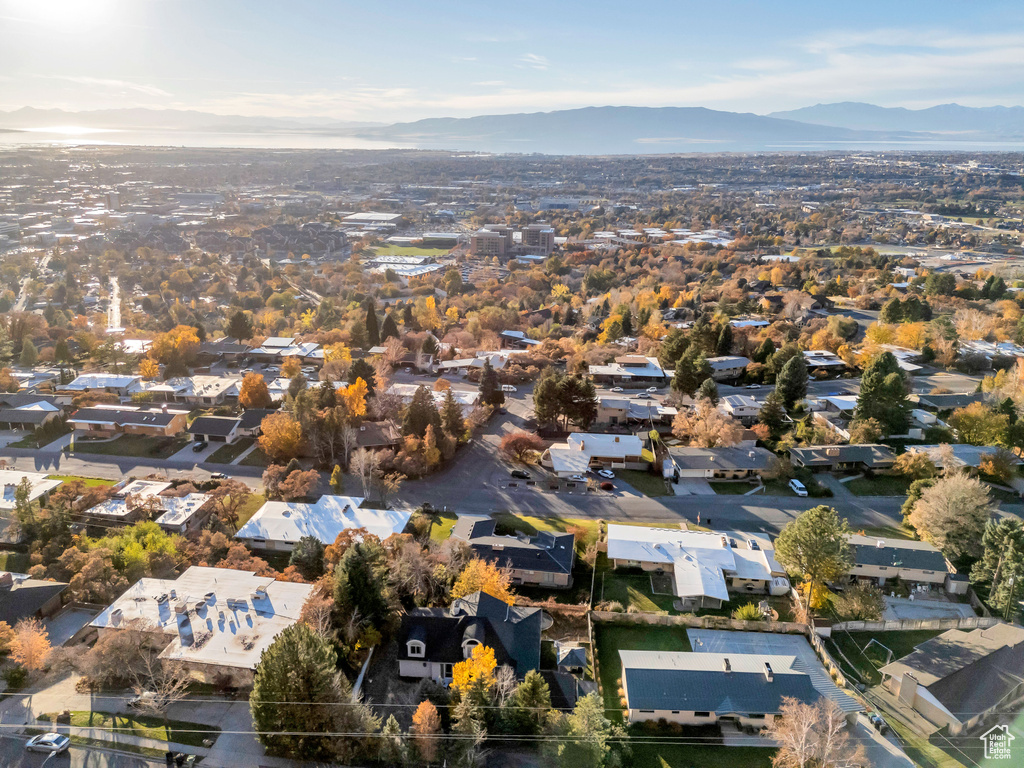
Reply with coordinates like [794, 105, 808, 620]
[429, 509, 458, 542]
[234, 493, 266, 530]
[239, 446, 271, 467]
[829, 629, 944, 685]
[628, 743, 775, 768]
[206, 437, 254, 464]
[0, 551, 30, 572]
[845, 475, 914, 496]
[617, 470, 671, 497]
[596, 556, 677, 614]
[41, 711, 220, 748]
[594, 623, 692, 722]
[761, 479, 798, 496]
[491, 512, 601, 550]
[48, 474, 117, 488]
[72, 435, 188, 459]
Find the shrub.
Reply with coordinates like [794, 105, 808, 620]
[3, 666, 27, 691]
[731, 603, 765, 621]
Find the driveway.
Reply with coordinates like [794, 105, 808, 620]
[672, 478, 714, 496]
[168, 440, 218, 462]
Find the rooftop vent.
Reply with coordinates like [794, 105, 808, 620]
[110, 608, 123, 625]
[876, 540, 886, 548]
[764, 662, 774, 682]
[723, 658, 731, 673]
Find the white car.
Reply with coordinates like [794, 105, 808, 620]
[646, 386, 658, 393]
[597, 469, 615, 479]
[788, 478, 808, 497]
[610, 387, 623, 393]
[26, 733, 70, 754]
[501, 384, 518, 393]
[745, 384, 760, 389]
[568, 474, 587, 482]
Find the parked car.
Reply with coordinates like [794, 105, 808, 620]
[745, 384, 760, 389]
[568, 474, 587, 482]
[192, 441, 208, 452]
[128, 691, 157, 710]
[600, 481, 614, 491]
[210, 472, 227, 480]
[510, 469, 530, 480]
[634, 393, 652, 399]
[501, 384, 518, 393]
[26, 733, 70, 754]
[788, 478, 808, 496]
[597, 469, 615, 479]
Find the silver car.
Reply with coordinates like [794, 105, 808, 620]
[26, 733, 70, 754]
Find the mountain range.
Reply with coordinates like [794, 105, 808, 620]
[2, 102, 1023, 154]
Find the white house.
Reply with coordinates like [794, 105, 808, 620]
[541, 433, 647, 477]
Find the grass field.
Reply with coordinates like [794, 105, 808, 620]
[48, 474, 116, 488]
[239, 446, 271, 467]
[206, 437, 254, 464]
[72, 435, 187, 459]
[595, 554, 677, 613]
[41, 711, 220, 748]
[233, 492, 266, 530]
[627, 743, 775, 768]
[617, 470, 672, 497]
[594, 623, 692, 722]
[829, 629, 943, 685]
[846, 475, 914, 496]
[491, 512, 601, 549]
[429, 509, 458, 542]
[709, 481, 757, 495]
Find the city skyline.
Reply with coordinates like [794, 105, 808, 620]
[3, 0, 1024, 122]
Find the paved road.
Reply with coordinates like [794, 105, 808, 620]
[0, 736, 164, 768]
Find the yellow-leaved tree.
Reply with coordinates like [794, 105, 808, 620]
[11, 618, 50, 671]
[239, 372, 273, 409]
[343, 377, 368, 420]
[451, 644, 496, 695]
[282, 356, 302, 378]
[139, 357, 160, 380]
[258, 412, 304, 462]
[451, 559, 515, 604]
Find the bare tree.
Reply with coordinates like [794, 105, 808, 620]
[493, 665, 518, 707]
[909, 473, 993, 559]
[764, 697, 865, 768]
[672, 398, 743, 448]
[350, 448, 379, 499]
[340, 424, 359, 470]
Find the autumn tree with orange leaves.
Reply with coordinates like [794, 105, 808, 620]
[239, 372, 273, 409]
[451, 559, 515, 604]
[258, 412, 304, 462]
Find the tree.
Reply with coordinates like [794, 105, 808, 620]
[716, 323, 733, 355]
[251, 623, 378, 761]
[855, 352, 910, 435]
[227, 310, 254, 342]
[239, 372, 273, 409]
[348, 359, 377, 397]
[452, 558, 515, 604]
[451, 643, 497, 697]
[893, 451, 938, 480]
[365, 298, 381, 347]
[378, 714, 406, 765]
[774, 506, 853, 612]
[765, 696, 865, 768]
[500, 432, 547, 462]
[544, 693, 627, 768]
[847, 417, 883, 445]
[343, 377, 369, 420]
[971, 519, 1024, 617]
[330, 464, 345, 494]
[672, 398, 743, 448]
[151, 325, 200, 371]
[671, 346, 712, 397]
[776, 354, 808, 409]
[278, 468, 319, 501]
[509, 669, 553, 734]
[831, 583, 884, 621]
[333, 537, 394, 635]
[909, 474, 993, 559]
[139, 357, 160, 379]
[758, 391, 788, 440]
[208, 479, 252, 529]
[752, 336, 776, 364]
[380, 313, 400, 342]
[402, 385, 442, 438]
[533, 369, 562, 426]
[258, 412, 304, 462]
[948, 402, 1009, 446]
[695, 377, 719, 405]
[658, 328, 689, 369]
[10, 618, 50, 671]
[411, 700, 441, 764]
[559, 374, 598, 430]
[479, 359, 504, 408]
[19, 339, 37, 368]
[441, 388, 466, 439]
[289, 535, 325, 580]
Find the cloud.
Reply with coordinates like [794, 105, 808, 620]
[48, 75, 171, 98]
[518, 53, 549, 70]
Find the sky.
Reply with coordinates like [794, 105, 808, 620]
[2, 0, 1024, 123]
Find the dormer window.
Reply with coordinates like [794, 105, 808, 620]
[462, 639, 480, 658]
[407, 640, 425, 658]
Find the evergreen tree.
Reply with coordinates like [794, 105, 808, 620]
[380, 312, 400, 341]
[289, 535, 325, 580]
[855, 351, 910, 434]
[696, 377, 719, 405]
[402, 385, 442, 438]
[776, 355, 808, 409]
[348, 359, 376, 397]
[775, 506, 853, 612]
[880, 298, 903, 324]
[19, 340, 37, 368]
[365, 298, 380, 346]
[333, 538, 394, 634]
[479, 359, 504, 408]
[560, 374, 598, 430]
[510, 670, 552, 734]
[287, 372, 306, 399]
[316, 380, 336, 409]
[402, 303, 415, 328]
[251, 624, 378, 761]
[54, 339, 71, 363]
[671, 346, 712, 397]
[378, 715, 407, 765]
[752, 337, 776, 364]
[716, 324, 733, 355]
[422, 335, 439, 355]
[441, 387, 466, 439]
[619, 310, 633, 337]
[227, 310, 254, 342]
[533, 369, 562, 426]
[758, 391, 787, 439]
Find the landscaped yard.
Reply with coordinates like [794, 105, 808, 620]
[428, 509, 458, 542]
[72, 434, 188, 459]
[593, 622, 692, 722]
[628, 743, 775, 768]
[596, 556, 677, 614]
[617, 469, 671, 497]
[40, 711, 220, 748]
[206, 437, 254, 464]
[48, 474, 117, 488]
[828, 629, 943, 685]
[233, 492, 266, 530]
[845, 474, 914, 496]
[239, 446, 271, 467]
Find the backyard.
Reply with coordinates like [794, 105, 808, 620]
[47, 474, 116, 488]
[71, 434, 188, 459]
[827, 629, 944, 685]
[595, 555, 678, 614]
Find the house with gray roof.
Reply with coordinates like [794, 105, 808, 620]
[619, 651, 822, 727]
[666, 446, 776, 480]
[451, 515, 575, 588]
[398, 591, 542, 684]
[880, 624, 1024, 735]
[789, 443, 896, 471]
[844, 534, 961, 592]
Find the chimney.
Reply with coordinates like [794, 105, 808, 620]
[722, 657, 731, 673]
[764, 662, 774, 682]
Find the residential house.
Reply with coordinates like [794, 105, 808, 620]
[89, 566, 314, 686]
[0, 471, 63, 511]
[789, 444, 896, 471]
[905, 444, 1022, 474]
[880, 624, 1024, 735]
[706, 356, 750, 382]
[235, 495, 411, 551]
[248, 336, 322, 366]
[387, 383, 480, 415]
[69, 405, 188, 438]
[619, 651, 821, 727]
[355, 419, 402, 450]
[56, 373, 141, 404]
[719, 395, 762, 425]
[606, 525, 789, 610]
[914, 393, 986, 414]
[188, 416, 242, 444]
[80, 479, 172, 526]
[398, 591, 542, 683]
[451, 515, 575, 588]
[803, 350, 847, 372]
[154, 493, 215, 534]
[0, 571, 68, 624]
[196, 338, 250, 365]
[588, 356, 669, 387]
[665, 446, 777, 480]
[542, 433, 647, 477]
[236, 408, 276, 438]
[845, 535, 963, 593]
[500, 330, 542, 349]
[0, 393, 63, 431]
[596, 397, 676, 427]
[141, 376, 241, 407]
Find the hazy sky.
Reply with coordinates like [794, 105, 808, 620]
[2, 0, 1024, 122]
